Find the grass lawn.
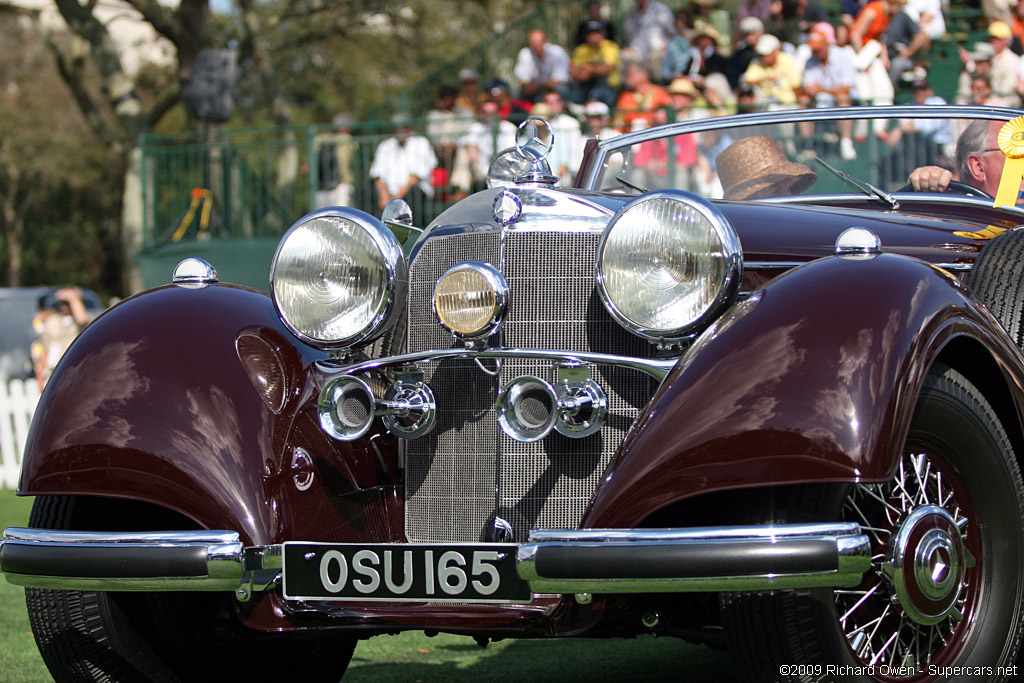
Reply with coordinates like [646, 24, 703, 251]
[0, 489, 737, 682]
[0, 489, 49, 683]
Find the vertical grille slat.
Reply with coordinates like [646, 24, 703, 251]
[405, 227, 655, 544]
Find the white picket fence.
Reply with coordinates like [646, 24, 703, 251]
[0, 379, 40, 489]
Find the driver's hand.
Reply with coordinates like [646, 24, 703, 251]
[908, 166, 953, 192]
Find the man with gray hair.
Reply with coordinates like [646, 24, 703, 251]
[908, 119, 1011, 198]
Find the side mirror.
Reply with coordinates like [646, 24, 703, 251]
[381, 198, 421, 244]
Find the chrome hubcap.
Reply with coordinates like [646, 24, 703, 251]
[882, 505, 969, 625]
[835, 452, 975, 670]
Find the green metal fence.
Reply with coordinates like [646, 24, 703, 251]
[139, 115, 503, 250]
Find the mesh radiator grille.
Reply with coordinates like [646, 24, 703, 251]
[405, 228, 654, 543]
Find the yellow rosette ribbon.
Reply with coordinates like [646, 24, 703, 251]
[994, 116, 1024, 208]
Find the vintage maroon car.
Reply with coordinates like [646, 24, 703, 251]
[4, 105, 1024, 681]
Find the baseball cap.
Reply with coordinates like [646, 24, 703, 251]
[738, 16, 764, 34]
[807, 22, 835, 48]
[755, 34, 781, 56]
[969, 42, 997, 61]
[989, 21, 1012, 40]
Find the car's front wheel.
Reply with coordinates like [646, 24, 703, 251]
[722, 365, 1024, 681]
[24, 495, 355, 683]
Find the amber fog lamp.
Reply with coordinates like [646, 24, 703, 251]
[433, 262, 508, 338]
[236, 332, 289, 413]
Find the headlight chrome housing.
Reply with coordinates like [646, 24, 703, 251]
[596, 191, 742, 341]
[271, 208, 407, 351]
[433, 261, 508, 339]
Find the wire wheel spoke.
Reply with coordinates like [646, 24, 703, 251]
[835, 450, 971, 673]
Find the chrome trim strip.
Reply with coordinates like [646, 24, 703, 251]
[516, 523, 871, 593]
[594, 106, 1018, 154]
[762, 192, 1024, 215]
[525, 522, 864, 542]
[1, 529, 244, 591]
[745, 261, 807, 271]
[317, 348, 679, 383]
[583, 105, 1022, 189]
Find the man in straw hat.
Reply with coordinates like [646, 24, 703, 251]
[716, 135, 818, 200]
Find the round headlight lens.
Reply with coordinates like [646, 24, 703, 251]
[272, 210, 406, 349]
[596, 192, 741, 339]
[434, 262, 508, 338]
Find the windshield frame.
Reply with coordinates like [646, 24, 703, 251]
[577, 105, 1023, 196]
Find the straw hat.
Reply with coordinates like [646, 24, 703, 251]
[716, 136, 817, 200]
[667, 78, 700, 98]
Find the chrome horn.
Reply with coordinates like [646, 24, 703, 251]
[319, 370, 436, 441]
[498, 366, 607, 442]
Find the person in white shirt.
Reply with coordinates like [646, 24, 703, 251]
[514, 30, 571, 102]
[535, 89, 585, 187]
[623, 0, 677, 77]
[799, 22, 858, 159]
[904, 0, 945, 39]
[984, 21, 1022, 106]
[450, 100, 518, 196]
[369, 114, 438, 224]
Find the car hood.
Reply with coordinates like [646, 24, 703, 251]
[422, 186, 1023, 272]
[716, 198, 1024, 267]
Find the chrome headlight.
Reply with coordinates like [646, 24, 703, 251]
[271, 209, 407, 351]
[596, 191, 742, 340]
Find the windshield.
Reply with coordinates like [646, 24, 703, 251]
[586, 106, 1018, 202]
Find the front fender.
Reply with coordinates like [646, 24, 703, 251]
[18, 283, 390, 546]
[585, 254, 1024, 528]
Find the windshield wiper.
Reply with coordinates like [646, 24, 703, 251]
[616, 175, 649, 193]
[814, 155, 899, 211]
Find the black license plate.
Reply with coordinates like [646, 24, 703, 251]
[282, 543, 533, 603]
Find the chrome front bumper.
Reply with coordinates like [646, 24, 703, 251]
[2, 523, 871, 594]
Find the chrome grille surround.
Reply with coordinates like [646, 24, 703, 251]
[404, 189, 659, 544]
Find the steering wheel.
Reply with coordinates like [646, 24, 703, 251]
[896, 180, 993, 199]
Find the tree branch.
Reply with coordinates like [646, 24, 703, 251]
[53, 0, 149, 139]
[122, 0, 179, 43]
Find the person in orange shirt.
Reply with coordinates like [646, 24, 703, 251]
[615, 61, 671, 132]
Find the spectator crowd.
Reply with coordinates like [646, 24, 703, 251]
[315, 0, 1024, 218]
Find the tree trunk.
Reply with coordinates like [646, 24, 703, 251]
[3, 160, 23, 287]
[121, 147, 145, 294]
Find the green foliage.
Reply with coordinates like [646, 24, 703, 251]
[223, 0, 549, 124]
[0, 14, 123, 298]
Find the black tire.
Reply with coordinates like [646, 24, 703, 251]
[721, 365, 1024, 682]
[25, 495, 355, 683]
[967, 227, 1024, 346]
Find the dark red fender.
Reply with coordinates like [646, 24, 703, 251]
[17, 284, 398, 547]
[584, 254, 1024, 528]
